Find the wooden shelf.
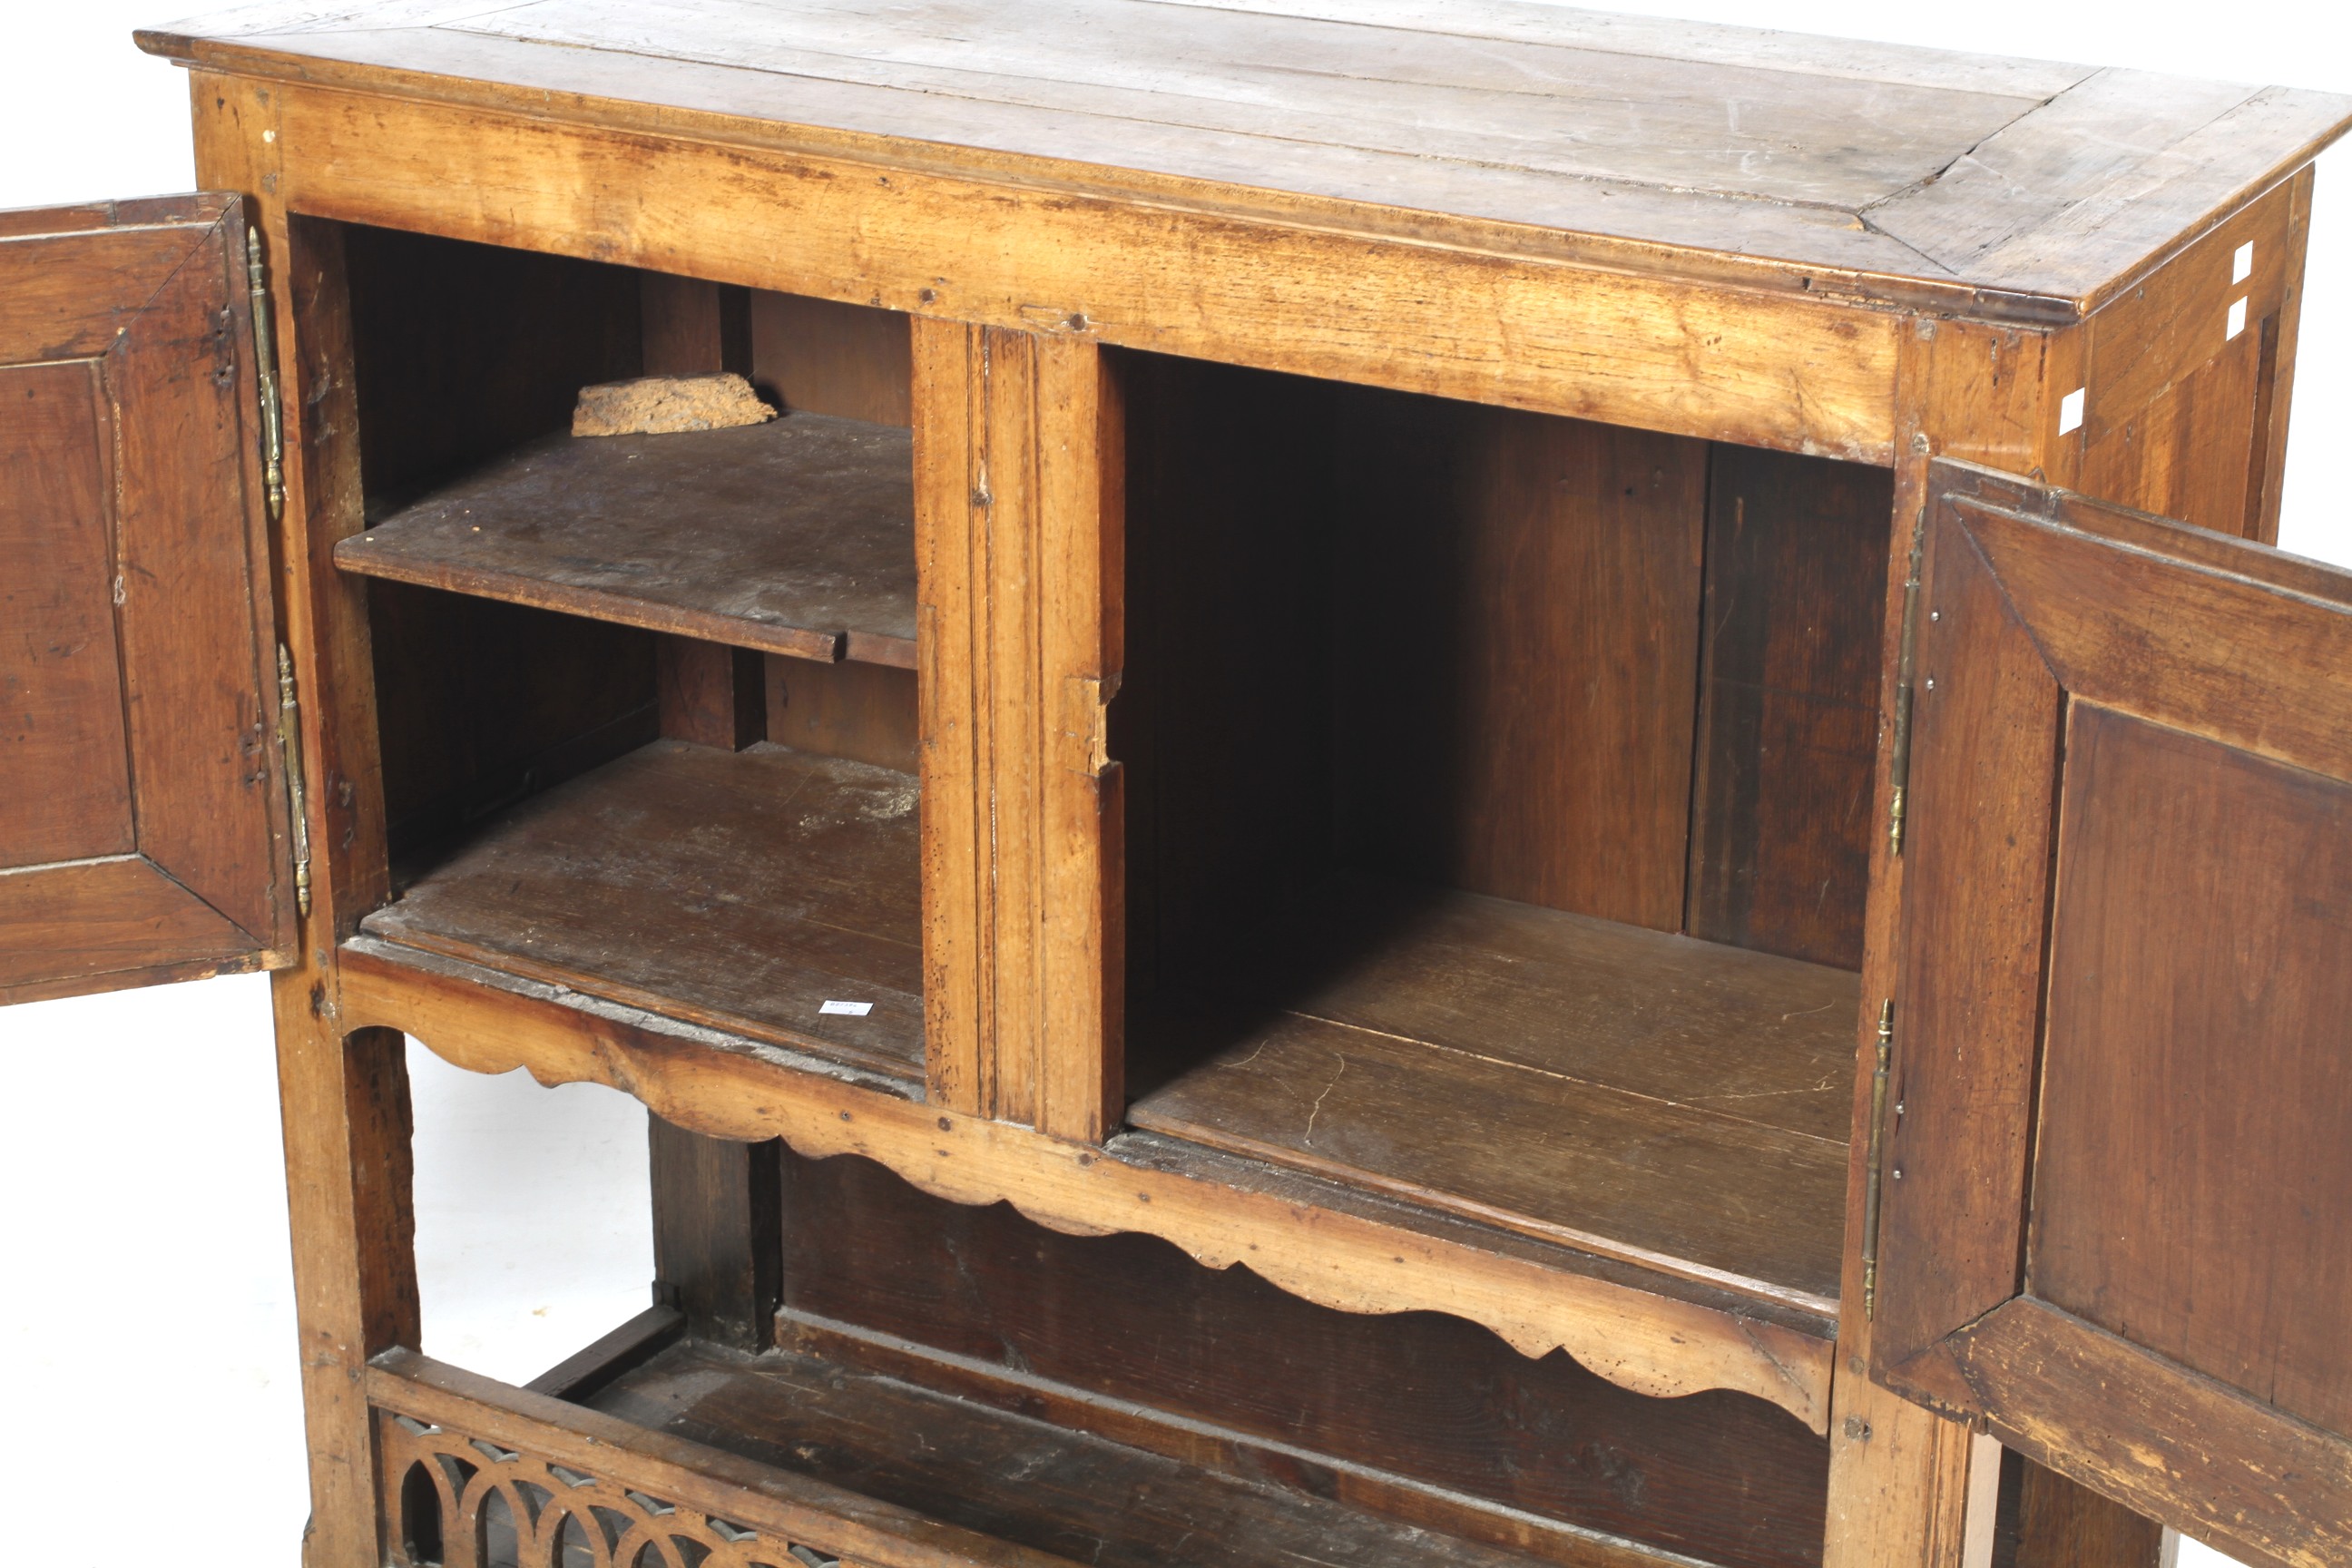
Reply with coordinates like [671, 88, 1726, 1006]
[566, 1329, 1642, 1568]
[1129, 877, 1856, 1314]
[360, 738, 921, 1080]
[338, 935, 1838, 1428]
[334, 413, 916, 667]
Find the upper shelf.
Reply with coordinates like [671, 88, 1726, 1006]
[142, 0, 2352, 315]
[335, 413, 916, 668]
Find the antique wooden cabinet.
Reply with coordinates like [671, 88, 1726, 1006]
[5, 5, 2351, 1567]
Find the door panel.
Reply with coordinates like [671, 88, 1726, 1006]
[2038, 706, 2352, 1440]
[0, 360, 135, 868]
[0, 195, 295, 1003]
[1874, 460, 2352, 1568]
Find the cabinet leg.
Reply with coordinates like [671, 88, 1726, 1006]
[1823, 1360, 1978, 1568]
[649, 1115, 782, 1348]
[274, 991, 420, 1568]
[1994, 1452, 2169, 1568]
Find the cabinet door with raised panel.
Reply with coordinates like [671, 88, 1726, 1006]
[0, 194, 297, 1003]
[1870, 458, 2352, 1568]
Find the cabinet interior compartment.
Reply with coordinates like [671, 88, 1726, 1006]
[332, 223, 924, 1080]
[1115, 355, 1893, 1314]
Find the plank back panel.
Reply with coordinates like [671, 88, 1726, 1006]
[1117, 355, 1336, 1001]
[342, 221, 642, 510]
[1687, 446, 1891, 969]
[341, 220, 662, 854]
[773, 1146, 1830, 1568]
[766, 655, 919, 772]
[1331, 387, 1708, 928]
[368, 584, 658, 858]
[750, 290, 913, 427]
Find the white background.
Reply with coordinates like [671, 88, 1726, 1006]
[4, 4, 2347, 1564]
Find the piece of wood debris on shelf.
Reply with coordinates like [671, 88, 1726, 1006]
[572, 373, 777, 436]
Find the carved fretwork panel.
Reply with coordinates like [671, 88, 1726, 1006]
[365, 1349, 1054, 1568]
[377, 1408, 847, 1568]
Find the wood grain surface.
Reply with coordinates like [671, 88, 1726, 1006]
[0, 359, 132, 871]
[1687, 446, 1892, 970]
[2036, 706, 2352, 1440]
[207, 74, 1906, 459]
[775, 1146, 1831, 1568]
[336, 415, 917, 667]
[1872, 462, 2352, 1568]
[372, 1349, 1093, 1568]
[142, 2, 2352, 313]
[363, 738, 923, 1078]
[0, 192, 296, 1001]
[340, 936, 1836, 1427]
[1131, 876, 1854, 1312]
[584, 1334, 1677, 1568]
[1330, 388, 1708, 931]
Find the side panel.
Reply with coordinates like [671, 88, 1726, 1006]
[0, 194, 295, 1002]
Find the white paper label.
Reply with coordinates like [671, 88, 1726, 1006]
[2058, 387, 2086, 436]
[819, 1000, 874, 1016]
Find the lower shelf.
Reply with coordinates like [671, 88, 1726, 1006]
[1131, 877, 1857, 1313]
[371, 1318, 1702, 1568]
[341, 926, 1838, 1432]
[362, 738, 922, 1081]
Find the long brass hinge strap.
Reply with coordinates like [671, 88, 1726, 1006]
[245, 226, 286, 525]
[278, 644, 313, 920]
[1886, 509, 1927, 857]
[1861, 999, 1895, 1319]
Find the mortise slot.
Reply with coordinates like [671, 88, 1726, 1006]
[2058, 387, 2086, 436]
[2234, 240, 2256, 283]
[2228, 296, 2249, 340]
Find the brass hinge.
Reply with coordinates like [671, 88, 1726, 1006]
[278, 644, 313, 919]
[245, 226, 286, 525]
[1886, 511, 1927, 857]
[1861, 999, 1895, 1319]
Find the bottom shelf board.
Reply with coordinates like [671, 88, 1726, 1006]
[572, 1334, 1643, 1568]
[1129, 878, 1857, 1313]
[360, 738, 922, 1080]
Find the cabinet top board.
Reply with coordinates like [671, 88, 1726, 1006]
[141, 0, 2350, 320]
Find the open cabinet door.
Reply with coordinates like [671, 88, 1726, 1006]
[0, 195, 299, 1003]
[1871, 459, 2352, 1568]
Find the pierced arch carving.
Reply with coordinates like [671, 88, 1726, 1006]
[380, 1411, 842, 1568]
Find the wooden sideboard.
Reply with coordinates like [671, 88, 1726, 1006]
[5, 5, 2350, 1566]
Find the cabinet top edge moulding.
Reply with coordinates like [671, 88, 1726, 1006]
[136, 0, 2352, 330]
